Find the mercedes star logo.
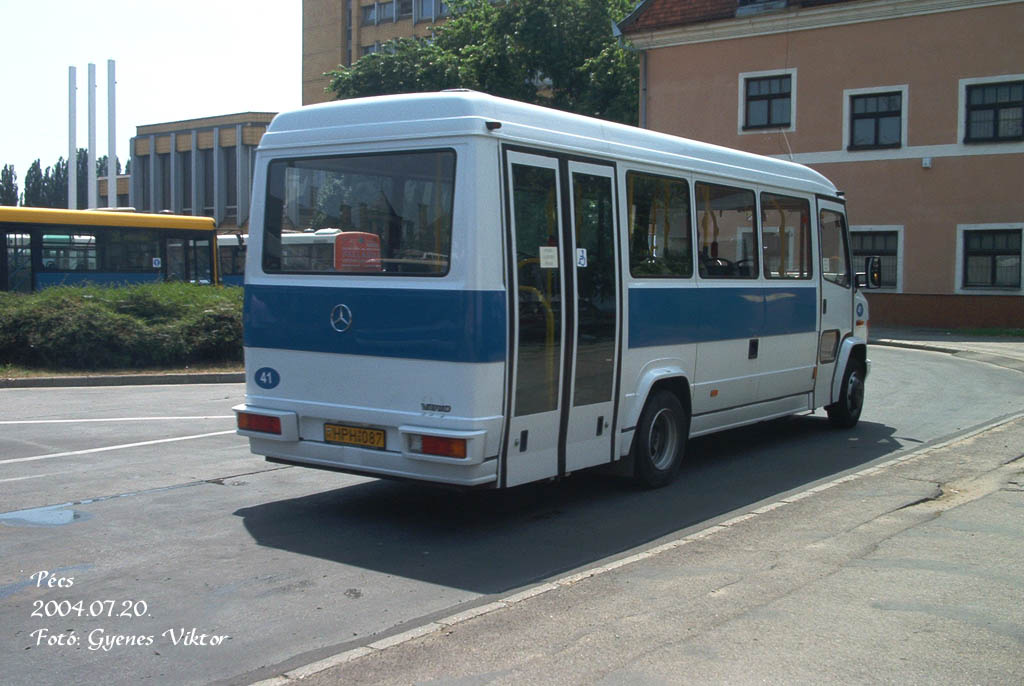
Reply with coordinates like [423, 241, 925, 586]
[330, 304, 353, 333]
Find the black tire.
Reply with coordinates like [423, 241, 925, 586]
[632, 390, 688, 489]
[826, 359, 866, 428]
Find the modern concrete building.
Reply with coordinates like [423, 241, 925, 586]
[98, 175, 130, 209]
[620, 0, 1023, 328]
[303, 0, 450, 104]
[128, 113, 275, 230]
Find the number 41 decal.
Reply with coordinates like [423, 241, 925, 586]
[254, 367, 280, 389]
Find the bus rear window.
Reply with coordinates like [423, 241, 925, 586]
[263, 150, 455, 276]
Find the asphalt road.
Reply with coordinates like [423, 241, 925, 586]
[1, 347, 1022, 685]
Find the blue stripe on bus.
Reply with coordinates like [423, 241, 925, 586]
[244, 284, 507, 363]
[628, 286, 817, 347]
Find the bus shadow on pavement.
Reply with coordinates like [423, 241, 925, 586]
[233, 415, 902, 595]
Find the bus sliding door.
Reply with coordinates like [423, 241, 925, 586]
[503, 151, 620, 487]
[165, 236, 213, 284]
[2, 231, 33, 292]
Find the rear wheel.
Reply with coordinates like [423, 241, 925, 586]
[827, 359, 865, 428]
[632, 390, 688, 489]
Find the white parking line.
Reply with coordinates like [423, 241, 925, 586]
[0, 416, 234, 425]
[0, 431, 237, 466]
[0, 472, 67, 483]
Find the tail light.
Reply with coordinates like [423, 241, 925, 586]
[237, 412, 282, 435]
[409, 434, 467, 459]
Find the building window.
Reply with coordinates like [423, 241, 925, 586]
[379, 1, 394, 21]
[851, 230, 900, 290]
[398, 0, 412, 19]
[416, 0, 447, 21]
[139, 158, 151, 211]
[965, 81, 1023, 143]
[849, 92, 902, 149]
[737, 0, 786, 16]
[158, 154, 171, 212]
[962, 229, 1022, 289]
[181, 150, 192, 213]
[223, 147, 237, 227]
[201, 148, 215, 217]
[362, 4, 377, 25]
[361, 43, 379, 56]
[743, 74, 791, 130]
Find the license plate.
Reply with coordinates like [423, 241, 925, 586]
[324, 423, 386, 450]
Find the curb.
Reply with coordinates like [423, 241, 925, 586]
[870, 338, 961, 355]
[0, 372, 244, 389]
[871, 339, 1024, 373]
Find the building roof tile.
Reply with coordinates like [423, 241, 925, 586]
[619, 0, 862, 35]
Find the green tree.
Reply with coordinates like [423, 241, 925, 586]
[0, 164, 17, 206]
[96, 154, 123, 176]
[21, 160, 44, 207]
[43, 157, 69, 208]
[6, 151, 121, 209]
[326, 0, 638, 125]
[75, 149, 90, 208]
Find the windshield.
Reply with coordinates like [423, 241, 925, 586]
[263, 149, 455, 276]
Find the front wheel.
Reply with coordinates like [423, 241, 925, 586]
[632, 390, 688, 489]
[826, 359, 865, 428]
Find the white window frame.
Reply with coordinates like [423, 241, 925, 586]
[850, 225, 904, 293]
[955, 223, 1024, 295]
[842, 85, 908, 152]
[958, 74, 1024, 145]
[738, 68, 797, 136]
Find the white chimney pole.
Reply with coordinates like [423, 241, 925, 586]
[68, 67, 77, 209]
[107, 60, 117, 207]
[88, 63, 98, 209]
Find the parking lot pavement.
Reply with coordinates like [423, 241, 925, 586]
[281, 414, 1024, 686]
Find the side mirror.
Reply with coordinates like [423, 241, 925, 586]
[855, 255, 882, 289]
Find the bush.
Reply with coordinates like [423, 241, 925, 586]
[0, 283, 243, 371]
[178, 305, 244, 363]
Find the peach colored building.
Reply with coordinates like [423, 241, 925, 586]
[303, 0, 450, 105]
[620, 0, 1023, 328]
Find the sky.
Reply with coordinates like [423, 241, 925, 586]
[1, 0, 302, 187]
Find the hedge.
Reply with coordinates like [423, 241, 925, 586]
[0, 283, 243, 370]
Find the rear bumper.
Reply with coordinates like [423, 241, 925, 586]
[249, 436, 499, 486]
[234, 403, 501, 487]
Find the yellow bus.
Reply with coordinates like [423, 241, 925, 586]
[0, 207, 219, 292]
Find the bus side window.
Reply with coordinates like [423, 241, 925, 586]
[820, 209, 851, 288]
[696, 182, 758, 279]
[760, 193, 812, 280]
[626, 171, 693, 278]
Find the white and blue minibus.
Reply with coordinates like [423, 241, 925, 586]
[235, 91, 877, 489]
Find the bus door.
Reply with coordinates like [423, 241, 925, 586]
[816, 199, 854, 407]
[2, 230, 33, 292]
[165, 236, 213, 284]
[504, 152, 620, 487]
